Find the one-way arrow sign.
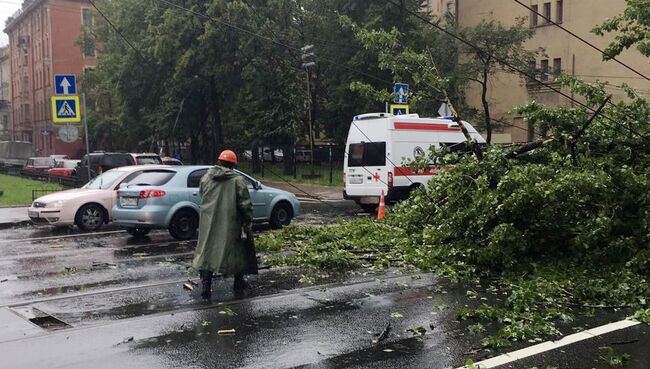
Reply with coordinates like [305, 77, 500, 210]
[55, 75, 76, 95]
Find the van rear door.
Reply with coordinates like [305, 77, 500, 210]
[346, 142, 388, 198]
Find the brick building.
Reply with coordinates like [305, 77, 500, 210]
[0, 46, 10, 140]
[4, 0, 96, 158]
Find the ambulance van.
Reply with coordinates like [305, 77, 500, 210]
[343, 113, 486, 212]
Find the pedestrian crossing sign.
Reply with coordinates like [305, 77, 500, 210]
[51, 96, 81, 123]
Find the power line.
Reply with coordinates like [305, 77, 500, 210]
[86, 0, 148, 64]
[511, 0, 650, 83]
[383, 0, 650, 142]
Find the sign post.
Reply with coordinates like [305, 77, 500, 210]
[82, 93, 91, 182]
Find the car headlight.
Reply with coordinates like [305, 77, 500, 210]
[46, 200, 64, 208]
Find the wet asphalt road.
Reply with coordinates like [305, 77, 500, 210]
[0, 200, 647, 369]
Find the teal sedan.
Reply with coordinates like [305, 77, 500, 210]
[111, 165, 301, 239]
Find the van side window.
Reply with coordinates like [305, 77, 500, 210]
[347, 142, 386, 167]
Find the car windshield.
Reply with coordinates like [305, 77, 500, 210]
[34, 159, 54, 166]
[83, 171, 125, 190]
[64, 161, 79, 168]
[137, 156, 163, 164]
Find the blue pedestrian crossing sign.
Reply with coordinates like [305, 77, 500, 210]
[51, 96, 81, 123]
[390, 104, 409, 115]
[393, 83, 409, 104]
[54, 75, 76, 95]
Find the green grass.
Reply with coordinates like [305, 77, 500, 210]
[0, 174, 63, 206]
[237, 162, 344, 187]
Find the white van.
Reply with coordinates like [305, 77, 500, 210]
[343, 113, 486, 211]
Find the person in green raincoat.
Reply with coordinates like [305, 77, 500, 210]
[192, 150, 257, 299]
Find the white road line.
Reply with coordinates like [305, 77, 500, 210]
[455, 319, 641, 369]
[0, 230, 126, 244]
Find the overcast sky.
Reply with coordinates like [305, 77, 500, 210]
[0, 2, 22, 47]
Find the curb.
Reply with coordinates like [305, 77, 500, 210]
[0, 220, 30, 230]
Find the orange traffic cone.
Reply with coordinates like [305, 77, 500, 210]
[377, 190, 386, 220]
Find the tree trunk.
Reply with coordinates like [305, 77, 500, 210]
[282, 145, 293, 175]
[481, 69, 492, 144]
[252, 143, 261, 174]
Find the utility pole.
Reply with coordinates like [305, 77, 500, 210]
[301, 44, 316, 174]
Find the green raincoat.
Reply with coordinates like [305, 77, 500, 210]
[192, 166, 255, 275]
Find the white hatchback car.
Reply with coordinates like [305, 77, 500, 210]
[28, 165, 170, 231]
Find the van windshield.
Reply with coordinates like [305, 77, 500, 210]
[348, 142, 386, 167]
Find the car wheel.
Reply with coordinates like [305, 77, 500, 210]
[75, 204, 106, 232]
[359, 203, 377, 213]
[270, 202, 292, 229]
[168, 209, 198, 240]
[126, 227, 150, 238]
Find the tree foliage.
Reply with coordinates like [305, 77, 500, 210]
[593, 0, 650, 59]
[257, 77, 650, 347]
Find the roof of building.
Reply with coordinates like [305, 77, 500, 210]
[4, 0, 47, 32]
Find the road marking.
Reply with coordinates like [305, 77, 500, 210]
[455, 319, 642, 369]
[0, 230, 126, 244]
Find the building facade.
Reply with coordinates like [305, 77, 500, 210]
[4, 0, 95, 158]
[0, 46, 11, 140]
[427, 0, 650, 143]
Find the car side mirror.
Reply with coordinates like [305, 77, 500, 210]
[254, 181, 262, 190]
[118, 183, 128, 190]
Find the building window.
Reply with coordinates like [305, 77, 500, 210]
[81, 9, 96, 57]
[530, 4, 538, 27]
[528, 60, 537, 80]
[22, 49, 28, 65]
[22, 76, 29, 92]
[553, 58, 562, 78]
[540, 59, 549, 81]
[23, 104, 30, 120]
[82, 8, 93, 27]
[543, 2, 551, 24]
[556, 0, 563, 23]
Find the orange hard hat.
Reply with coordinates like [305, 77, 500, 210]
[218, 150, 238, 164]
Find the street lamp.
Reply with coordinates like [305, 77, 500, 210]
[301, 44, 316, 172]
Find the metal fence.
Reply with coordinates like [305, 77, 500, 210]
[235, 146, 345, 186]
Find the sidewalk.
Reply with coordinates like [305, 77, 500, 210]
[0, 206, 29, 229]
[263, 181, 343, 200]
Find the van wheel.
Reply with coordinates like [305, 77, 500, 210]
[126, 227, 150, 238]
[168, 209, 197, 240]
[270, 202, 293, 228]
[359, 204, 377, 213]
[75, 204, 105, 231]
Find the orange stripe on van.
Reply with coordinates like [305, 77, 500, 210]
[394, 122, 461, 131]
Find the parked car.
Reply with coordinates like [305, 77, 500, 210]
[161, 157, 183, 166]
[28, 165, 170, 231]
[47, 159, 81, 177]
[49, 154, 69, 161]
[76, 152, 136, 183]
[243, 148, 284, 162]
[112, 166, 301, 239]
[21, 157, 55, 177]
[295, 149, 312, 162]
[131, 153, 163, 165]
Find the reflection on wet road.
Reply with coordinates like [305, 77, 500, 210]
[0, 200, 647, 369]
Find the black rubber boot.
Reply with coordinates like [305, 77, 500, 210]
[200, 270, 213, 300]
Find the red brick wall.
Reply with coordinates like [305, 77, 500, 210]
[6, 0, 95, 159]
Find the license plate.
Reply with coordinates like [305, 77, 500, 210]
[28, 210, 39, 218]
[120, 197, 138, 207]
[349, 176, 363, 184]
